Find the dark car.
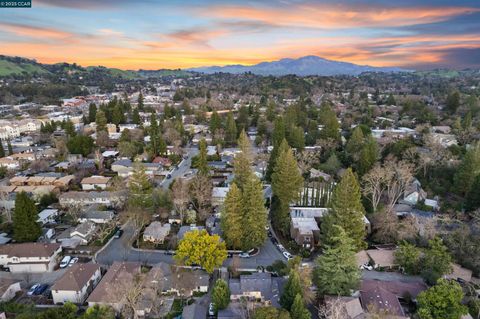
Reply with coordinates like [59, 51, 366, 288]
[34, 284, 49, 295]
[164, 250, 176, 255]
[268, 231, 273, 238]
[166, 174, 172, 179]
[114, 229, 123, 239]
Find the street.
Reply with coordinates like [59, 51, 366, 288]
[159, 147, 198, 189]
[96, 220, 285, 269]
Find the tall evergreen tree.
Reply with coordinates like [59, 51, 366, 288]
[95, 110, 108, 133]
[112, 104, 125, 126]
[357, 136, 379, 175]
[290, 294, 311, 319]
[221, 183, 243, 249]
[280, 270, 303, 311]
[346, 126, 364, 161]
[454, 142, 480, 195]
[7, 140, 12, 155]
[0, 140, 5, 158]
[88, 103, 97, 123]
[210, 111, 222, 134]
[318, 102, 340, 141]
[137, 92, 144, 111]
[265, 117, 286, 181]
[225, 112, 237, 146]
[233, 130, 253, 191]
[466, 175, 480, 212]
[132, 108, 141, 125]
[313, 225, 360, 296]
[128, 163, 154, 212]
[197, 138, 209, 176]
[321, 168, 366, 251]
[272, 140, 304, 235]
[13, 192, 42, 242]
[241, 176, 268, 250]
[64, 119, 76, 137]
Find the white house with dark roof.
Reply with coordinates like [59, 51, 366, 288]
[0, 243, 61, 273]
[51, 263, 102, 304]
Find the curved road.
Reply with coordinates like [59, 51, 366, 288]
[96, 221, 284, 269]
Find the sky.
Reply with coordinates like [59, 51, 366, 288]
[0, 0, 479, 70]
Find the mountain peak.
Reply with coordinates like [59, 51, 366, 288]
[188, 55, 405, 76]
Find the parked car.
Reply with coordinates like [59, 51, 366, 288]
[208, 303, 215, 316]
[239, 252, 250, 258]
[277, 244, 286, 252]
[164, 250, 176, 255]
[268, 231, 273, 238]
[34, 284, 49, 296]
[27, 284, 40, 296]
[59, 256, 71, 268]
[114, 229, 123, 239]
[283, 251, 293, 260]
[227, 252, 233, 258]
[166, 174, 172, 179]
[68, 257, 79, 267]
[363, 264, 373, 271]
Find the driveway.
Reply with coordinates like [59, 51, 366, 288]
[362, 270, 424, 283]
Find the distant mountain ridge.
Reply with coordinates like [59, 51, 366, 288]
[187, 55, 406, 76]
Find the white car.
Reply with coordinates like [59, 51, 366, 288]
[361, 263, 373, 271]
[208, 303, 215, 316]
[27, 284, 40, 296]
[277, 244, 286, 252]
[283, 251, 293, 260]
[59, 256, 71, 268]
[68, 257, 79, 267]
[239, 252, 250, 258]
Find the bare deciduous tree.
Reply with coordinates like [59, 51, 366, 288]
[172, 179, 190, 224]
[317, 297, 347, 319]
[384, 158, 414, 212]
[190, 174, 213, 221]
[362, 164, 389, 213]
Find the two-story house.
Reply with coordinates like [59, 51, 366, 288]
[51, 263, 102, 304]
[0, 243, 62, 273]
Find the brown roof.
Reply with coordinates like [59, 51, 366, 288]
[0, 243, 61, 258]
[324, 296, 365, 319]
[360, 279, 427, 315]
[81, 176, 111, 185]
[87, 261, 141, 304]
[54, 175, 75, 186]
[9, 176, 27, 185]
[51, 263, 101, 291]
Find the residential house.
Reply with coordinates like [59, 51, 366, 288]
[111, 159, 162, 177]
[51, 263, 102, 304]
[57, 221, 96, 246]
[324, 296, 365, 319]
[289, 207, 327, 248]
[0, 243, 61, 273]
[212, 187, 229, 206]
[0, 279, 21, 302]
[229, 273, 281, 306]
[360, 279, 427, 317]
[290, 218, 320, 249]
[87, 262, 142, 312]
[0, 157, 20, 170]
[143, 222, 171, 244]
[37, 208, 59, 225]
[81, 176, 112, 191]
[182, 303, 207, 319]
[148, 263, 209, 297]
[78, 210, 115, 224]
[59, 191, 127, 208]
[177, 224, 206, 241]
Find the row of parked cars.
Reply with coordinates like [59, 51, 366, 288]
[59, 255, 78, 268]
[270, 232, 293, 260]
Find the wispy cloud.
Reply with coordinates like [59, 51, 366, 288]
[201, 3, 480, 29]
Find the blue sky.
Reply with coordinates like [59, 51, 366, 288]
[0, 0, 479, 70]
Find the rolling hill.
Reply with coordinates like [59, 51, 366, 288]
[187, 55, 406, 76]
